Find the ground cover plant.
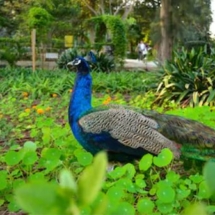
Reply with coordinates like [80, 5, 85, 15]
[0, 68, 215, 214]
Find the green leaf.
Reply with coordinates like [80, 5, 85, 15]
[91, 192, 108, 215]
[59, 169, 77, 192]
[42, 127, 51, 144]
[151, 173, 160, 181]
[5, 150, 22, 166]
[0, 170, 7, 190]
[157, 186, 175, 203]
[115, 178, 130, 188]
[106, 199, 118, 214]
[10, 169, 21, 177]
[114, 202, 135, 215]
[181, 199, 191, 209]
[9, 144, 21, 150]
[166, 171, 180, 183]
[137, 198, 155, 214]
[78, 152, 107, 205]
[39, 148, 62, 172]
[157, 180, 171, 188]
[192, 91, 199, 105]
[149, 187, 157, 196]
[182, 203, 207, 215]
[15, 181, 67, 215]
[28, 172, 45, 182]
[0, 199, 5, 207]
[108, 166, 126, 179]
[184, 179, 192, 186]
[153, 148, 173, 167]
[80, 206, 91, 215]
[8, 198, 20, 212]
[135, 178, 146, 189]
[123, 163, 136, 178]
[206, 89, 215, 103]
[139, 154, 153, 171]
[116, 178, 136, 193]
[189, 183, 197, 191]
[156, 201, 173, 214]
[75, 150, 93, 166]
[23, 141, 37, 151]
[176, 188, 190, 200]
[22, 151, 38, 165]
[203, 161, 215, 196]
[197, 181, 211, 199]
[106, 186, 125, 201]
[206, 205, 215, 214]
[77, 152, 93, 166]
[189, 174, 204, 184]
[13, 179, 25, 189]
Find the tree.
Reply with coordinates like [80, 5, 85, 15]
[0, 0, 212, 64]
[75, 0, 138, 60]
[159, 0, 172, 62]
[79, 0, 136, 18]
[132, 0, 160, 52]
[0, 0, 22, 36]
[156, 0, 212, 62]
[87, 15, 127, 60]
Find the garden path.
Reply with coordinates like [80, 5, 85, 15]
[124, 59, 158, 71]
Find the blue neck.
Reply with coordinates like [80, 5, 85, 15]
[69, 72, 92, 122]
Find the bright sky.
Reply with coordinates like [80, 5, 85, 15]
[210, 0, 215, 36]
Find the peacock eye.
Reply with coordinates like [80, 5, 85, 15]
[67, 59, 81, 68]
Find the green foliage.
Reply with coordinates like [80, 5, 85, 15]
[103, 15, 127, 61]
[166, 106, 215, 129]
[1, 67, 215, 214]
[15, 152, 107, 215]
[156, 47, 215, 107]
[57, 48, 80, 69]
[57, 49, 115, 72]
[0, 38, 27, 67]
[90, 52, 115, 73]
[28, 7, 52, 30]
[12, 149, 215, 215]
[88, 15, 127, 62]
[0, 68, 157, 99]
[92, 71, 157, 94]
[89, 16, 106, 51]
[203, 161, 215, 196]
[183, 161, 215, 215]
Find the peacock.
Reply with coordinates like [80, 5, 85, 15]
[67, 55, 215, 162]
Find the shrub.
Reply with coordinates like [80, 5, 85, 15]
[155, 47, 215, 107]
[90, 52, 115, 73]
[57, 48, 80, 69]
[57, 49, 115, 72]
[0, 38, 27, 67]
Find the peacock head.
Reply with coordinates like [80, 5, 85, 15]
[67, 57, 90, 74]
[67, 51, 96, 74]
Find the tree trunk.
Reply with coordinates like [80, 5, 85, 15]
[159, 0, 172, 63]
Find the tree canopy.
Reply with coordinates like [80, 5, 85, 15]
[0, 0, 213, 62]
